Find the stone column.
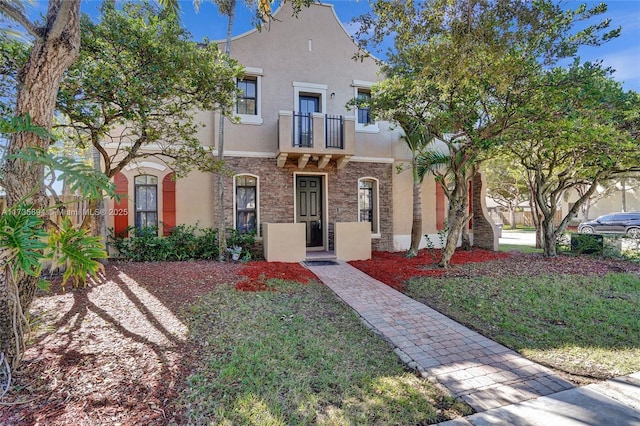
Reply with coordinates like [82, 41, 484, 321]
[472, 169, 500, 251]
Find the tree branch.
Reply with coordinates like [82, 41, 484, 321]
[46, 0, 77, 41]
[0, 0, 40, 39]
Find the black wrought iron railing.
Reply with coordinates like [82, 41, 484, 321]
[293, 112, 313, 147]
[325, 114, 344, 149]
[291, 113, 344, 149]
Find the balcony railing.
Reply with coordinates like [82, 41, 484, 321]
[293, 112, 313, 148]
[292, 112, 344, 149]
[325, 114, 344, 149]
[278, 111, 355, 169]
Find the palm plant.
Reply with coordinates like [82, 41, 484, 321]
[1, 117, 113, 390]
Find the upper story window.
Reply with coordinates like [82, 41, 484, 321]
[235, 175, 258, 234]
[235, 67, 263, 125]
[293, 82, 327, 114]
[358, 177, 380, 235]
[134, 175, 158, 230]
[237, 77, 257, 115]
[353, 80, 380, 133]
[357, 90, 373, 125]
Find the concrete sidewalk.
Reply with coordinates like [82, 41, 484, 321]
[441, 372, 640, 425]
[305, 260, 640, 425]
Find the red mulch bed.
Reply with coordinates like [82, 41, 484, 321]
[0, 261, 244, 426]
[2, 252, 639, 425]
[350, 248, 640, 291]
[234, 261, 318, 291]
[349, 248, 510, 290]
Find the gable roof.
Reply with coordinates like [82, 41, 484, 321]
[220, 2, 360, 50]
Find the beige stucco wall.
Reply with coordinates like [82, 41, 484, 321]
[565, 185, 640, 220]
[335, 222, 372, 261]
[102, 2, 444, 256]
[194, 110, 216, 148]
[263, 222, 306, 262]
[175, 171, 216, 228]
[213, 2, 399, 160]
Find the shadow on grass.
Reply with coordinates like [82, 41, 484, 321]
[4, 262, 470, 425]
[180, 281, 471, 425]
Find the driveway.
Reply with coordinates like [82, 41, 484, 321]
[499, 229, 640, 252]
[499, 230, 537, 246]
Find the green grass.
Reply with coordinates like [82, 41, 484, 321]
[502, 226, 536, 232]
[405, 273, 640, 379]
[179, 281, 471, 425]
[499, 244, 543, 254]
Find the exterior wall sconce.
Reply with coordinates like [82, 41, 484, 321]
[330, 92, 335, 99]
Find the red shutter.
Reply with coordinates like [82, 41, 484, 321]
[162, 173, 176, 236]
[436, 184, 445, 230]
[113, 172, 129, 237]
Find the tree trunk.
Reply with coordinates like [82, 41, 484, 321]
[408, 171, 422, 257]
[621, 177, 627, 212]
[0, 0, 81, 369]
[0, 265, 15, 370]
[509, 207, 517, 229]
[541, 216, 557, 257]
[216, 0, 236, 261]
[527, 178, 543, 249]
[533, 211, 543, 249]
[584, 198, 591, 220]
[460, 222, 471, 250]
[440, 179, 469, 268]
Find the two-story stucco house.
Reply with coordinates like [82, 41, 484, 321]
[105, 2, 494, 261]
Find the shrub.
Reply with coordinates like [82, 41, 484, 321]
[570, 233, 604, 255]
[108, 224, 221, 261]
[226, 228, 256, 261]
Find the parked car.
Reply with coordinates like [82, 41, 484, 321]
[578, 212, 640, 238]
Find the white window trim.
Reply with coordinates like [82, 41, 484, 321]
[293, 81, 327, 113]
[352, 80, 380, 134]
[358, 177, 381, 237]
[134, 174, 160, 230]
[235, 67, 263, 125]
[233, 173, 260, 237]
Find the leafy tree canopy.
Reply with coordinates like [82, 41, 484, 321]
[56, 0, 244, 179]
[353, 0, 619, 265]
[504, 61, 640, 255]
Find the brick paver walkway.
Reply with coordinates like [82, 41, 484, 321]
[305, 261, 574, 412]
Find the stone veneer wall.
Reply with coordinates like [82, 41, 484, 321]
[221, 157, 394, 252]
[472, 171, 499, 251]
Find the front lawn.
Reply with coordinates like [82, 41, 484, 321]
[4, 250, 639, 424]
[179, 277, 471, 425]
[1, 261, 471, 425]
[351, 250, 640, 382]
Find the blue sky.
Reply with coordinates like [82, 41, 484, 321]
[24, 1, 640, 91]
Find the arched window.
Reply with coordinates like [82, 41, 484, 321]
[358, 177, 380, 235]
[234, 175, 258, 234]
[134, 175, 158, 230]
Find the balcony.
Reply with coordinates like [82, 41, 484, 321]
[277, 111, 355, 169]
